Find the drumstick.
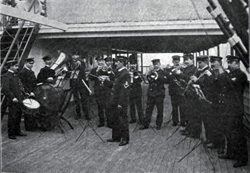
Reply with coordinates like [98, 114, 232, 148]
[81, 79, 92, 94]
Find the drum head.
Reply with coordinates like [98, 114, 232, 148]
[23, 99, 40, 109]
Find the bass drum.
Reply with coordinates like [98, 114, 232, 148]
[34, 84, 66, 131]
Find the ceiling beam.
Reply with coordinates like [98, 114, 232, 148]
[0, 4, 68, 31]
[37, 20, 223, 39]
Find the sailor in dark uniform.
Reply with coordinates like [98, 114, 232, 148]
[188, 55, 214, 140]
[107, 56, 131, 146]
[201, 56, 227, 154]
[89, 56, 115, 127]
[179, 53, 198, 136]
[2, 60, 27, 139]
[37, 55, 56, 84]
[216, 55, 248, 168]
[19, 57, 37, 131]
[69, 52, 90, 120]
[165, 55, 185, 127]
[104, 56, 116, 127]
[139, 59, 168, 130]
[129, 70, 144, 124]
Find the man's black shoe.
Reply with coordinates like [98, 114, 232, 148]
[16, 132, 27, 136]
[107, 139, 120, 142]
[139, 126, 148, 130]
[129, 120, 136, 123]
[218, 154, 234, 160]
[233, 161, 247, 168]
[119, 141, 129, 146]
[172, 123, 178, 126]
[181, 131, 190, 136]
[179, 129, 187, 133]
[85, 117, 90, 120]
[9, 136, 16, 140]
[107, 125, 112, 129]
[97, 124, 104, 127]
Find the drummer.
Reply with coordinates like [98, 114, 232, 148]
[37, 55, 56, 84]
[19, 57, 37, 131]
[2, 60, 27, 139]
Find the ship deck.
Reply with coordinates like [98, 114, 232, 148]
[1, 88, 250, 173]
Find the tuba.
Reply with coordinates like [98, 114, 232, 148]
[50, 51, 70, 88]
[50, 51, 67, 71]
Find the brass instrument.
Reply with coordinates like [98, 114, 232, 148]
[147, 69, 159, 81]
[169, 63, 187, 75]
[182, 69, 212, 104]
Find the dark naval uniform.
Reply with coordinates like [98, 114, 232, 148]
[143, 68, 168, 129]
[89, 66, 115, 126]
[180, 64, 197, 134]
[37, 65, 55, 84]
[19, 66, 37, 131]
[19, 67, 37, 93]
[216, 68, 248, 165]
[210, 69, 230, 150]
[192, 65, 214, 139]
[129, 71, 144, 123]
[166, 66, 186, 126]
[69, 60, 90, 120]
[109, 67, 131, 143]
[2, 70, 25, 138]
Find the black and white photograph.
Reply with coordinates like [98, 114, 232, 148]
[0, 0, 250, 172]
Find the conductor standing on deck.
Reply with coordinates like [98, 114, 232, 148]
[107, 56, 131, 146]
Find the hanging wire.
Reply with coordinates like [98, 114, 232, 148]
[189, 0, 217, 54]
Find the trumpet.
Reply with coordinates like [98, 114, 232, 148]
[172, 63, 187, 74]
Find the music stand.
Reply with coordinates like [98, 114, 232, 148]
[166, 126, 181, 141]
[162, 118, 172, 129]
[74, 98, 105, 143]
[177, 121, 215, 171]
[75, 119, 105, 143]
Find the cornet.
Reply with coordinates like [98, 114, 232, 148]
[147, 68, 159, 81]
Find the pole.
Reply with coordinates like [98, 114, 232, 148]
[0, 0, 36, 73]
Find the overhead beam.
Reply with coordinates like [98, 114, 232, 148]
[0, 4, 68, 31]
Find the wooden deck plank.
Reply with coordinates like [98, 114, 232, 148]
[177, 136, 190, 173]
[2, 95, 250, 173]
